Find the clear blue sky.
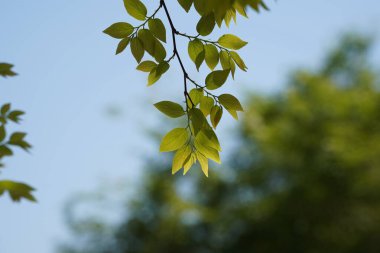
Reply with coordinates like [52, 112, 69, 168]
[1, 0, 379, 252]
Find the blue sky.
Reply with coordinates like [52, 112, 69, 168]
[1, 0, 380, 252]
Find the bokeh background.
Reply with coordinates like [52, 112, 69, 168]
[1, 0, 380, 252]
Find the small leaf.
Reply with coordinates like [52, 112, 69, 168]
[188, 39, 204, 69]
[189, 88, 204, 106]
[7, 110, 24, 123]
[0, 125, 5, 142]
[148, 18, 166, 43]
[219, 51, 231, 70]
[124, 0, 147, 21]
[219, 93, 244, 111]
[136, 61, 157, 72]
[204, 44, 219, 70]
[195, 133, 221, 164]
[1, 103, 11, 115]
[178, 0, 193, 12]
[0, 63, 17, 77]
[218, 34, 248, 50]
[205, 69, 230, 90]
[156, 61, 170, 76]
[196, 152, 209, 177]
[103, 22, 134, 39]
[196, 13, 216, 36]
[183, 153, 197, 175]
[154, 101, 185, 118]
[200, 96, 214, 116]
[172, 145, 192, 174]
[210, 105, 223, 128]
[0, 180, 36, 202]
[230, 51, 247, 71]
[130, 38, 145, 63]
[116, 38, 130, 55]
[160, 128, 189, 152]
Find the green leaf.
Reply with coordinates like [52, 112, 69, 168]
[116, 38, 130, 55]
[200, 96, 214, 116]
[7, 110, 24, 123]
[103, 22, 134, 39]
[202, 127, 221, 151]
[172, 145, 192, 174]
[183, 153, 197, 175]
[205, 69, 230, 90]
[148, 68, 160, 86]
[1, 103, 11, 115]
[196, 13, 216, 36]
[123, 0, 147, 21]
[230, 51, 247, 71]
[8, 132, 31, 151]
[0, 125, 5, 142]
[204, 44, 219, 70]
[219, 93, 244, 111]
[227, 109, 238, 120]
[210, 105, 223, 128]
[188, 39, 204, 70]
[130, 38, 145, 63]
[153, 39, 167, 62]
[190, 108, 207, 134]
[138, 29, 156, 56]
[218, 34, 248, 50]
[195, 132, 221, 164]
[0, 63, 17, 77]
[189, 88, 204, 106]
[0, 145, 13, 158]
[178, 0, 193, 12]
[136, 61, 157, 72]
[160, 128, 189, 152]
[154, 101, 185, 118]
[0, 180, 36, 202]
[219, 51, 231, 70]
[148, 18, 166, 43]
[156, 61, 170, 75]
[196, 152, 209, 177]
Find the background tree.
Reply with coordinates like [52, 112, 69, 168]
[59, 33, 380, 253]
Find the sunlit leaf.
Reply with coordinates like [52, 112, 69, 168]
[154, 101, 185, 118]
[160, 128, 189, 152]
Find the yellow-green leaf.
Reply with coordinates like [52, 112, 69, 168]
[188, 39, 204, 70]
[148, 18, 166, 43]
[205, 69, 230, 90]
[116, 38, 130, 55]
[154, 101, 185, 118]
[103, 22, 134, 39]
[218, 34, 248, 50]
[160, 128, 189, 152]
[200, 96, 214, 116]
[178, 0, 193, 12]
[204, 44, 219, 70]
[130, 38, 144, 63]
[136, 61, 157, 72]
[195, 133, 221, 164]
[210, 105, 223, 128]
[196, 152, 209, 177]
[219, 93, 244, 111]
[0, 180, 36, 202]
[172, 145, 192, 174]
[124, 0, 147, 21]
[230, 51, 247, 71]
[196, 13, 216, 36]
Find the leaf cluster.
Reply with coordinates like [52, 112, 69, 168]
[104, 0, 265, 176]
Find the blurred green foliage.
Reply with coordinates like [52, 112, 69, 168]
[59, 34, 380, 253]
